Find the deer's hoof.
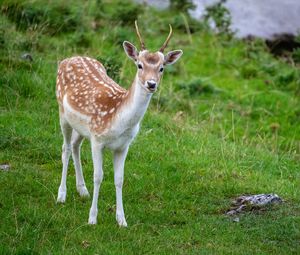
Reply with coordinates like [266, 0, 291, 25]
[88, 216, 97, 225]
[77, 185, 90, 198]
[116, 214, 127, 227]
[57, 188, 66, 203]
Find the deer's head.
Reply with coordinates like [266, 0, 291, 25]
[123, 21, 183, 93]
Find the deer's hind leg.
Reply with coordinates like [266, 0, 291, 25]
[57, 113, 73, 203]
[71, 130, 90, 198]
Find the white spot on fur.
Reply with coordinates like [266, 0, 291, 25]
[100, 111, 107, 117]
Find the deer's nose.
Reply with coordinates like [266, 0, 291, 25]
[147, 80, 157, 90]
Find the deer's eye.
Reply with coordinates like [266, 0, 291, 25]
[159, 67, 164, 72]
[138, 64, 143, 69]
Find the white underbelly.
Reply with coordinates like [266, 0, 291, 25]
[62, 95, 140, 149]
[63, 95, 91, 138]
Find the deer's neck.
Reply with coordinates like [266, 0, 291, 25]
[118, 76, 152, 128]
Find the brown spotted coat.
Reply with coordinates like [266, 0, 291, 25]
[56, 56, 129, 133]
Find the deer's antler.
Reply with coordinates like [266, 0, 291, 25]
[159, 24, 173, 53]
[135, 20, 146, 50]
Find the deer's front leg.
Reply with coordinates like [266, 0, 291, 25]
[113, 146, 129, 227]
[88, 139, 104, 225]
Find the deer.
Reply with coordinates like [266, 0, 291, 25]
[56, 21, 183, 227]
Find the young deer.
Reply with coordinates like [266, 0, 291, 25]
[56, 21, 183, 226]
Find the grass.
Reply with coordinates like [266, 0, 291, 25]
[0, 0, 300, 254]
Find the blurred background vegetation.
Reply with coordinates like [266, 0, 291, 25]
[0, 0, 300, 254]
[1, 0, 299, 152]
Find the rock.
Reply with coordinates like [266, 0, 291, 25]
[21, 53, 33, 62]
[0, 164, 10, 171]
[226, 193, 283, 215]
[266, 34, 300, 56]
[232, 217, 240, 222]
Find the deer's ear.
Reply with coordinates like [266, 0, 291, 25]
[123, 41, 138, 61]
[164, 50, 183, 65]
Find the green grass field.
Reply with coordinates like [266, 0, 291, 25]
[0, 1, 300, 254]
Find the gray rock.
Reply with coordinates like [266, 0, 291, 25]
[226, 193, 283, 215]
[21, 53, 33, 62]
[0, 164, 10, 171]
